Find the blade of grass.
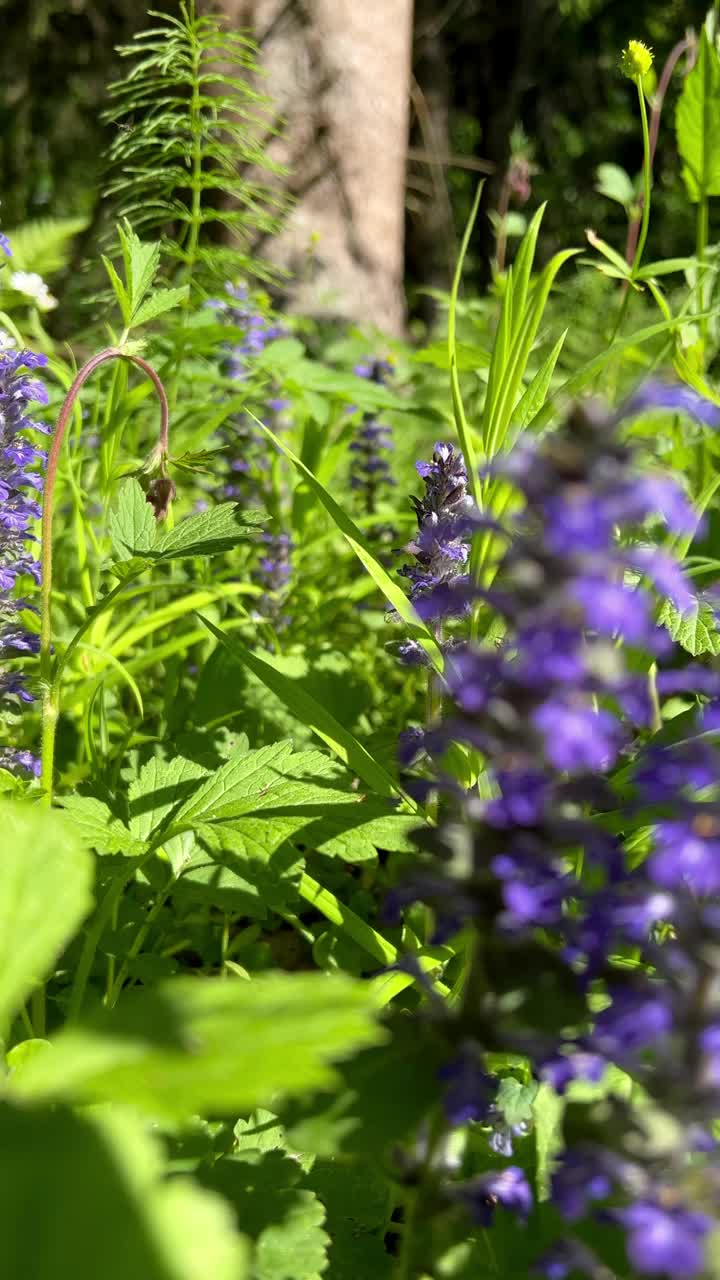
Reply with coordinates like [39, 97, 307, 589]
[245, 411, 444, 672]
[448, 180, 484, 509]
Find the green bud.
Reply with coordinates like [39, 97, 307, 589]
[620, 40, 654, 80]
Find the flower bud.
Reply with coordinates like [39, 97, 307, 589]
[620, 40, 654, 80]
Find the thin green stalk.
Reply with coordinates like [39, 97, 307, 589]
[105, 877, 175, 1008]
[697, 195, 709, 352]
[632, 75, 653, 278]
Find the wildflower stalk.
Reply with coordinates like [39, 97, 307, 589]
[632, 74, 653, 278]
[40, 348, 169, 802]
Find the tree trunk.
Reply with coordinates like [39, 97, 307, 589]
[217, 0, 413, 334]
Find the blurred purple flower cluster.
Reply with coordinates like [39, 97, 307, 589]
[0, 335, 49, 778]
[398, 397, 720, 1277]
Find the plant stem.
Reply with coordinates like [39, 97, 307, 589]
[40, 348, 169, 803]
[631, 74, 652, 278]
[697, 195, 709, 353]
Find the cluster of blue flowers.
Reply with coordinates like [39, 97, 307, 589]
[396, 440, 474, 669]
[0, 339, 48, 778]
[399, 397, 720, 1277]
[349, 359, 396, 517]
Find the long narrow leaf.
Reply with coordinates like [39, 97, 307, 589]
[448, 181, 484, 508]
[245, 413, 444, 672]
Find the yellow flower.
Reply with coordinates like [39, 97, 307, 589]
[620, 40, 654, 80]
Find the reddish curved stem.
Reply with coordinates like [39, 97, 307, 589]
[40, 347, 169, 798]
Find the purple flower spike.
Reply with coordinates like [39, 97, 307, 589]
[0, 233, 11, 258]
[0, 345, 46, 770]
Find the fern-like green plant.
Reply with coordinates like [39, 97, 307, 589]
[103, 1, 286, 297]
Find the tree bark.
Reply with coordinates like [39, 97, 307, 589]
[216, 0, 413, 334]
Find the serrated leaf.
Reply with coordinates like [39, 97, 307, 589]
[58, 794, 146, 857]
[109, 478, 157, 562]
[496, 1076, 539, 1127]
[658, 597, 720, 656]
[168, 740, 295, 828]
[0, 1102, 249, 1280]
[676, 29, 720, 202]
[149, 503, 266, 560]
[203, 1151, 329, 1280]
[132, 285, 189, 326]
[0, 799, 93, 1030]
[129, 755, 208, 874]
[12, 973, 385, 1118]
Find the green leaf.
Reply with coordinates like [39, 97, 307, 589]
[109, 478, 157, 562]
[413, 341, 490, 371]
[167, 739, 295, 828]
[676, 29, 720, 201]
[2, 216, 88, 275]
[128, 754, 208, 873]
[150, 503, 266, 560]
[585, 229, 630, 277]
[0, 799, 93, 1031]
[448, 182, 484, 510]
[102, 254, 131, 325]
[58, 794, 146, 857]
[132, 285, 190, 327]
[496, 1076, 539, 1127]
[595, 162, 636, 208]
[658, 597, 720, 656]
[245, 414, 444, 672]
[203, 1151, 329, 1280]
[306, 1158, 393, 1280]
[118, 221, 162, 318]
[0, 1102, 249, 1280]
[12, 973, 385, 1118]
[511, 330, 567, 432]
[199, 619, 413, 808]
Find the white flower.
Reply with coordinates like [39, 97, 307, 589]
[0, 330, 17, 351]
[10, 271, 58, 311]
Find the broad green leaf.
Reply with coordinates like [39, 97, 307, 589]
[658, 597, 720, 656]
[595, 162, 636, 208]
[0, 799, 93, 1031]
[167, 739, 295, 828]
[199, 618, 413, 808]
[676, 29, 720, 201]
[109, 478, 157, 562]
[13, 973, 386, 1118]
[150, 503, 266, 560]
[413, 341, 490, 371]
[132, 285, 189, 326]
[0, 1102, 249, 1280]
[245, 414, 444, 672]
[496, 1076, 539, 1127]
[58, 794, 146, 857]
[118, 221, 162, 317]
[306, 1158, 393, 1280]
[203, 1151, 329, 1280]
[129, 755, 209, 842]
[636, 256, 697, 279]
